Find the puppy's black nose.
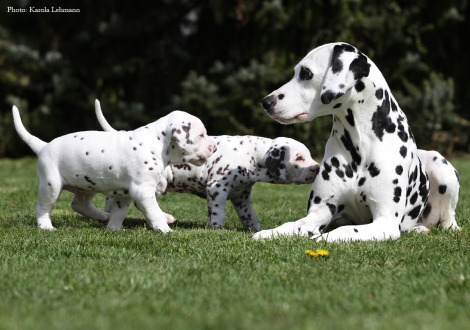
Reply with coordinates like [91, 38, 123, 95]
[261, 95, 277, 111]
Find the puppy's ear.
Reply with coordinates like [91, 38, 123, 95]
[263, 146, 287, 180]
[320, 43, 370, 104]
[170, 125, 190, 152]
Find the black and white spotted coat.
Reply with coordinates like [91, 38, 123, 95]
[95, 105, 319, 232]
[155, 136, 319, 231]
[255, 42, 460, 241]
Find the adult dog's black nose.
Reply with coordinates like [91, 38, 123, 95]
[261, 95, 277, 111]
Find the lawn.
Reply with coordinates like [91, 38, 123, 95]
[0, 157, 469, 330]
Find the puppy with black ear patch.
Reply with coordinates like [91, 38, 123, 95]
[12, 101, 216, 232]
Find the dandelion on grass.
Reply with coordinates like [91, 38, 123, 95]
[305, 249, 329, 258]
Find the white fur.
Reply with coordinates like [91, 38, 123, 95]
[254, 43, 460, 242]
[96, 101, 319, 231]
[13, 101, 216, 232]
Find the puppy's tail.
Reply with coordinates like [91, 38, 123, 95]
[12, 106, 47, 155]
[95, 99, 117, 132]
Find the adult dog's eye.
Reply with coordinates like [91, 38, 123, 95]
[299, 66, 313, 81]
[200, 134, 205, 138]
[296, 155, 305, 162]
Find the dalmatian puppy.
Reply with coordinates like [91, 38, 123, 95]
[254, 42, 460, 242]
[95, 102, 320, 231]
[12, 101, 216, 232]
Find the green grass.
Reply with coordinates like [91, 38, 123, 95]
[1, 157, 470, 330]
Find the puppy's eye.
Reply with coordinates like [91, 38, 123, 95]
[296, 155, 305, 162]
[299, 66, 313, 81]
[200, 134, 205, 138]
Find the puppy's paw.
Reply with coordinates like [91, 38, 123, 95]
[164, 212, 177, 224]
[39, 225, 56, 231]
[412, 225, 431, 234]
[157, 226, 172, 234]
[96, 212, 110, 223]
[252, 229, 275, 240]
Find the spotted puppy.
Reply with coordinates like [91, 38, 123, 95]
[255, 42, 460, 241]
[12, 101, 216, 232]
[95, 103, 319, 231]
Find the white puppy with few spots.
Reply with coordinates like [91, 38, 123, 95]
[95, 102, 320, 231]
[12, 101, 216, 232]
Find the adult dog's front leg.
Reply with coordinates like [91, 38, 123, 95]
[252, 205, 333, 239]
[313, 215, 401, 242]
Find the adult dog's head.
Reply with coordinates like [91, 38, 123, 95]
[260, 43, 372, 124]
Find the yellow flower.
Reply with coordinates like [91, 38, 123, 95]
[305, 249, 329, 258]
[316, 249, 329, 257]
[305, 249, 318, 257]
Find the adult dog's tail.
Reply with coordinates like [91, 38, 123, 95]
[12, 106, 47, 155]
[95, 99, 117, 132]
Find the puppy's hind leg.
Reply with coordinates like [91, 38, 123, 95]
[71, 191, 110, 222]
[206, 187, 229, 229]
[35, 166, 62, 230]
[231, 187, 261, 232]
[106, 197, 132, 230]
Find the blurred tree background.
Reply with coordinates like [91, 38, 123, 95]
[0, 0, 468, 158]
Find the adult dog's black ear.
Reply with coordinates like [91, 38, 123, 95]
[263, 147, 287, 180]
[320, 43, 371, 104]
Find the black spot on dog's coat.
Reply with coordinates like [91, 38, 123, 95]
[344, 164, 353, 178]
[399, 146, 407, 158]
[345, 109, 355, 126]
[422, 203, 432, 219]
[331, 157, 340, 168]
[372, 91, 396, 141]
[438, 184, 447, 194]
[454, 170, 460, 183]
[396, 165, 403, 175]
[408, 205, 422, 219]
[340, 129, 362, 172]
[327, 203, 336, 215]
[349, 52, 370, 80]
[331, 45, 345, 74]
[410, 192, 418, 205]
[393, 187, 402, 203]
[354, 80, 365, 92]
[368, 162, 380, 177]
[375, 88, 383, 100]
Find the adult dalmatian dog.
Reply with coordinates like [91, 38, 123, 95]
[255, 42, 460, 242]
[12, 101, 216, 232]
[95, 102, 320, 232]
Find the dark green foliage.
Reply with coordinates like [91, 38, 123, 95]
[0, 0, 469, 158]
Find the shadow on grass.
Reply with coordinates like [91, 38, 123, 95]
[71, 214, 251, 232]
